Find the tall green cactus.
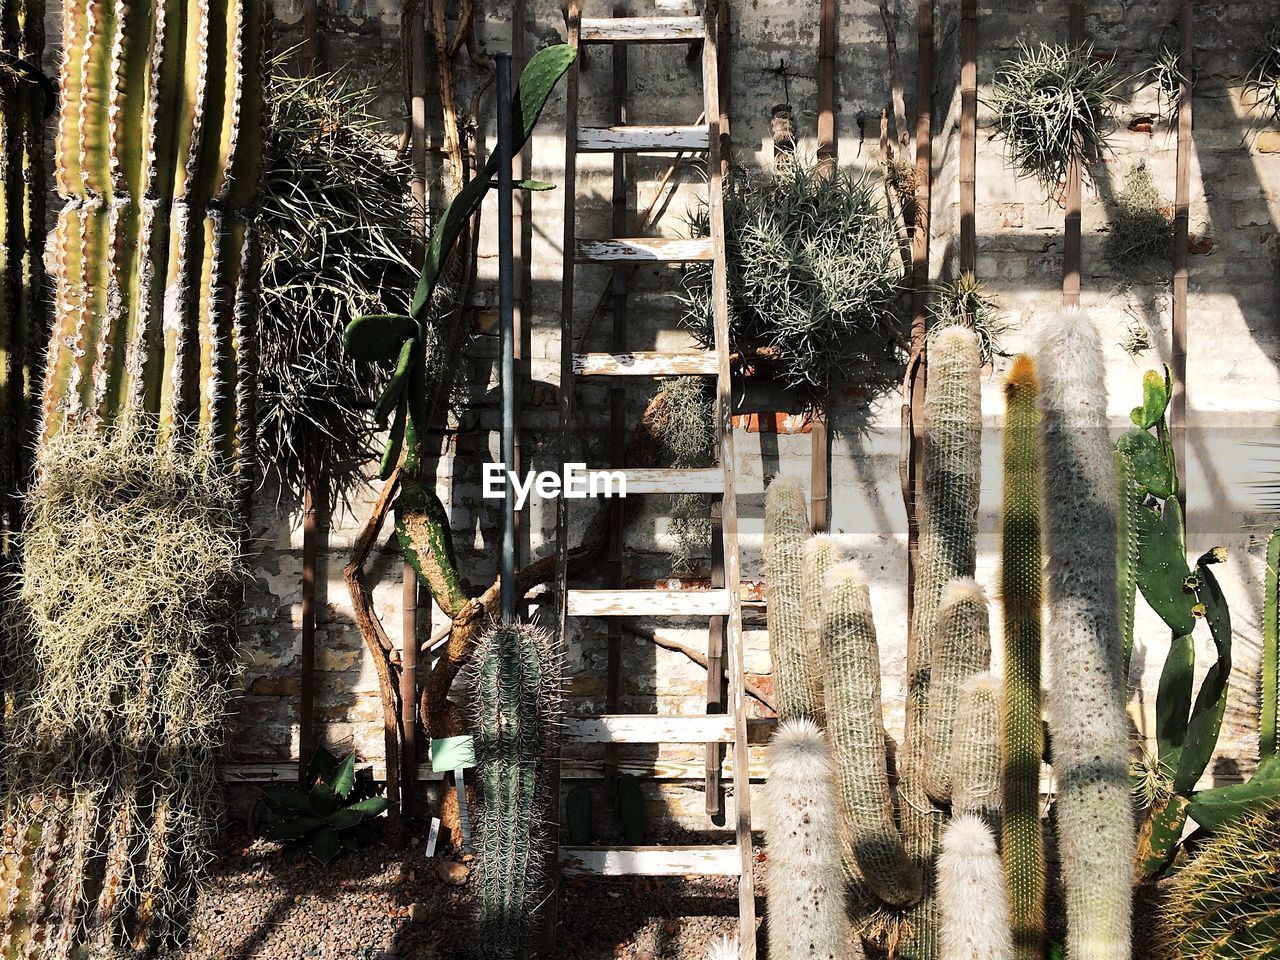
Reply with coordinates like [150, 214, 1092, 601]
[764, 477, 823, 722]
[468, 621, 562, 960]
[1031, 307, 1133, 960]
[801, 534, 840, 726]
[41, 0, 267, 489]
[999, 355, 1046, 960]
[951, 672, 1002, 822]
[822, 560, 922, 908]
[922, 579, 992, 803]
[1264, 525, 1280, 760]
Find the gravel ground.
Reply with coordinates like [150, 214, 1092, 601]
[176, 828, 757, 960]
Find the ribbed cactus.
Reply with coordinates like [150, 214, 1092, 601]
[821, 560, 922, 908]
[765, 477, 823, 722]
[762, 718, 860, 960]
[1030, 307, 1133, 960]
[1161, 803, 1280, 960]
[468, 621, 562, 960]
[999, 354, 1046, 960]
[951, 672, 1002, 821]
[41, 0, 267, 487]
[801, 534, 841, 726]
[923, 580, 993, 802]
[1264, 525, 1280, 760]
[938, 814, 1014, 960]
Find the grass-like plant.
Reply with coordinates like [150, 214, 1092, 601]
[1105, 163, 1173, 268]
[1246, 27, 1280, 123]
[681, 158, 904, 400]
[926, 276, 1008, 366]
[1144, 45, 1187, 119]
[990, 43, 1120, 195]
[652, 376, 715, 573]
[258, 63, 416, 506]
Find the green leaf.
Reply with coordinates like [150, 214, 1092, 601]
[1130, 368, 1170, 429]
[310, 780, 340, 818]
[329, 753, 357, 800]
[307, 746, 341, 785]
[346, 796, 390, 817]
[514, 45, 578, 149]
[1134, 501, 1197, 635]
[373, 339, 415, 424]
[1116, 428, 1173, 500]
[489, 178, 556, 191]
[1174, 562, 1233, 794]
[265, 816, 326, 842]
[1156, 634, 1195, 772]
[344, 314, 417, 362]
[260, 786, 317, 816]
[309, 826, 343, 866]
[379, 401, 407, 480]
[1134, 792, 1191, 882]
[1188, 754, 1280, 830]
[325, 796, 389, 832]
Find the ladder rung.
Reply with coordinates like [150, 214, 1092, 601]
[579, 16, 703, 43]
[564, 714, 736, 744]
[576, 237, 713, 263]
[567, 588, 731, 617]
[586, 467, 723, 495]
[573, 351, 718, 377]
[576, 124, 710, 152]
[561, 845, 742, 876]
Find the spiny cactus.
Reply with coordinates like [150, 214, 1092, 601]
[951, 672, 1002, 821]
[938, 814, 1014, 960]
[1264, 526, 1280, 760]
[762, 718, 860, 960]
[1030, 307, 1133, 960]
[1160, 802, 1280, 960]
[705, 936, 740, 960]
[765, 477, 823, 722]
[999, 355, 1046, 960]
[801, 534, 841, 726]
[923, 579, 993, 803]
[41, 0, 267, 490]
[821, 560, 922, 908]
[467, 621, 562, 960]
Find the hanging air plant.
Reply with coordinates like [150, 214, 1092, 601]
[680, 158, 904, 400]
[1245, 27, 1280, 123]
[1144, 45, 1188, 119]
[926, 276, 1008, 366]
[990, 42, 1120, 196]
[1105, 162, 1173, 269]
[258, 64, 416, 506]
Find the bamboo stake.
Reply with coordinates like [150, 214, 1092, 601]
[513, 0, 530, 571]
[1171, 0, 1191, 502]
[812, 0, 836, 534]
[1063, 0, 1083, 305]
[959, 0, 977, 283]
[299, 433, 318, 782]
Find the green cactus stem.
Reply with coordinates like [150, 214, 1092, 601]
[801, 534, 841, 726]
[765, 477, 823, 722]
[951, 672, 1002, 822]
[1264, 525, 1280, 760]
[821, 560, 922, 908]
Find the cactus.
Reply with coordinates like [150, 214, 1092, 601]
[938, 814, 1014, 960]
[762, 718, 860, 960]
[923, 580, 993, 803]
[951, 672, 1002, 821]
[40, 0, 267, 491]
[801, 534, 841, 725]
[1030, 307, 1133, 960]
[765, 477, 823, 722]
[467, 621, 562, 960]
[1264, 525, 1280, 760]
[821, 560, 922, 908]
[1160, 802, 1280, 960]
[999, 355, 1046, 960]
[706, 937, 740, 960]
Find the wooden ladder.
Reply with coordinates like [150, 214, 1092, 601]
[553, 3, 757, 957]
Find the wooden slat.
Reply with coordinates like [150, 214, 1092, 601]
[577, 124, 709, 152]
[567, 588, 730, 617]
[587, 467, 723, 495]
[576, 237, 713, 263]
[564, 714, 736, 744]
[561, 845, 742, 876]
[579, 16, 703, 42]
[573, 351, 717, 377]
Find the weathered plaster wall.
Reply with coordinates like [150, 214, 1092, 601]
[227, 0, 1280, 830]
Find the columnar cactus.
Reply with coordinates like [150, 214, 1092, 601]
[468, 621, 562, 960]
[1030, 307, 1133, 960]
[1264, 524, 1280, 759]
[938, 814, 1014, 960]
[765, 477, 823, 722]
[801, 534, 841, 725]
[951, 672, 1002, 821]
[41, 0, 267, 487]
[999, 355, 1046, 960]
[762, 718, 860, 960]
[821, 560, 922, 908]
[923, 579, 993, 802]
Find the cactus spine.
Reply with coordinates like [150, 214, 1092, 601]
[1264, 525, 1280, 759]
[802, 534, 840, 725]
[762, 718, 861, 960]
[42, 0, 266, 485]
[923, 579, 993, 802]
[951, 672, 1002, 821]
[765, 477, 823, 722]
[999, 354, 1046, 960]
[1030, 307, 1133, 960]
[468, 622, 562, 960]
[821, 560, 922, 907]
[938, 814, 1014, 960]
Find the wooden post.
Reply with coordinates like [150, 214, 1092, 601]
[298, 431, 318, 782]
[513, 0, 530, 572]
[1171, 0, 1191, 503]
[400, 565, 417, 817]
[302, 0, 319, 72]
[959, 0, 977, 283]
[812, 0, 836, 534]
[1063, 0, 1083, 305]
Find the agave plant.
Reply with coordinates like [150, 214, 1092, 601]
[261, 749, 389, 865]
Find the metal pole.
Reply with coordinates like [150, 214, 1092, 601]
[497, 54, 516, 623]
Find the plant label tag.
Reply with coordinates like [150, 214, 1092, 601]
[425, 817, 441, 858]
[430, 736, 476, 771]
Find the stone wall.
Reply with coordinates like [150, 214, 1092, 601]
[228, 0, 1280, 829]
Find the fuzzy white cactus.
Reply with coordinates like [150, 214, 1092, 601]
[704, 936, 740, 960]
[762, 718, 860, 960]
[938, 813, 1014, 960]
[1030, 307, 1134, 960]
